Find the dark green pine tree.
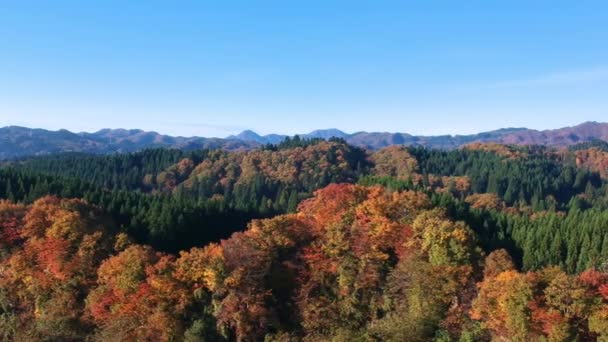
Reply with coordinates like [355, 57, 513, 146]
[287, 190, 299, 213]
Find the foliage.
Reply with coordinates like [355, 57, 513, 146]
[0, 141, 607, 340]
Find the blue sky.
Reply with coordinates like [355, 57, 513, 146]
[1, 1, 607, 137]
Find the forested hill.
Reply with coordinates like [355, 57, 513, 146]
[1, 139, 608, 340]
[1, 121, 608, 158]
[4, 139, 371, 251]
[6, 139, 608, 261]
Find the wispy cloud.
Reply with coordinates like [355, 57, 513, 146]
[492, 66, 608, 88]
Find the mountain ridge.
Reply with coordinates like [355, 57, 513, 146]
[1, 121, 607, 159]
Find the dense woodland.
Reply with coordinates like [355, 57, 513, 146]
[1, 138, 608, 341]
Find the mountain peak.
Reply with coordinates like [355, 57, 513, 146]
[230, 130, 264, 143]
[305, 129, 348, 139]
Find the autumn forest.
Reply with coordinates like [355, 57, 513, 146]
[1, 138, 608, 341]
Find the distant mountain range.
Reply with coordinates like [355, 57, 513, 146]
[0, 126, 254, 159]
[229, 122, 608, 149]
[1, 121, 607, 159]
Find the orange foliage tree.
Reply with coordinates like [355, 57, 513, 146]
[0, 196, 120, 340]
[86, 245, 191, 340]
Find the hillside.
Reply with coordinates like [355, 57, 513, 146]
[1, 140, 608, 339]
[0, 182, 607, 340]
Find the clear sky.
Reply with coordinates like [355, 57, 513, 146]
[1, 1, 607, 137]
